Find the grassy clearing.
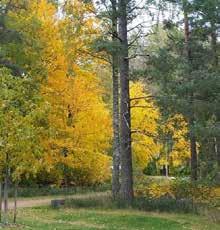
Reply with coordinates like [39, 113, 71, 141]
[2, 206, 220, 230]
[2, 189, 220, 229]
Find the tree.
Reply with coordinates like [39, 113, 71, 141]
[111, 0, 121, 200]
[145, 0, 220, 180]
[182, 0, 198, 181]
[192, 0, 220, 174]
[0, 68, 48, 223]
[158, 114, 191, 176]
[68, 0, 122, 197]
[118, 0, 134, 202]
[36, 0, 112, 185]
[0, 0, 112, 189]
[130, 82, 160, 170]
[0, 0, 26, 76]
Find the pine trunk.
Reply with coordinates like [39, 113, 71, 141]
[211, 23, 218, 67]
[184, 9, 198, 181]
[118, 0, 134, 202]
[112, 62, 120, 199]
[111, 0, 120, 200]
[211, 24, 219, 171]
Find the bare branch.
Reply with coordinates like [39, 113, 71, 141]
[0, 59, 24, 76]
[130, 105, 153, 109]
[128, 29, 142, 47]
[125, 53, 150, 60]
[130, 96, 155, 101]
[131, 129, 157, 138]
[127, 22, 144, 33]
[123, 113, 130, 130]
[78, 49, 111, 64]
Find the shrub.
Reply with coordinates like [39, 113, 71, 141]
[132, 197, 196, 213]
[135, 177, 216, 205]
[171, 179, 216, 204]
[135, 182, 174, 199]
[64, 192, 116, 209]
[135, 176, 174, 199]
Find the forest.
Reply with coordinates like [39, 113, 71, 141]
[0, 0, 220, 229]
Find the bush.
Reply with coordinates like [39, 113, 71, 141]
[64, 192, 116, 209]
[135, 176, 174, 199]
[135, 182, 174, 199]
[171, 179, 216, 204]
[132, 197, 196, 213]
[135, 177, 216, 205]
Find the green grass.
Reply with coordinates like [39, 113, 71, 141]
[2, 189, 220, 229]
[3, 206, 220, 230]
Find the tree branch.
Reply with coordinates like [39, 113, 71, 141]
[130, 105, 153, 109]
[131, 129, 156, 138]
[130, 96, 154, 101]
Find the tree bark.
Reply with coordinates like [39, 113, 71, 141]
[216, 137, 220, 170]
[111, 0, 121, 200]
[118, 0, 134, 202]
[189, 118, 198, 181]
[3, 153, 9, 224]
[13, 183, 18, 223]
[184, 9, 198, 181]
[211, 23, 218, 67]
[0, 182, 2, 223]
[165, 141, 169, 177]
[3, 170, 9, 224]
[210, 23, 219, 171]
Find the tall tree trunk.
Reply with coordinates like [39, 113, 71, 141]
[184, 9, 198, 181]
[215, 137, 220, 170]
[189, 118, 198, 181]
[13, 183, 18, 223]
[111, 0, 121, 200]
[210, 23, 220, 171]
[165, 141, 169, 177]
[3, 169, 9, 224]
[118, 0, 134, 202]
[211, 23, 218, 67]
[0, 182, 2, 223]
[3, 152, 9, 224]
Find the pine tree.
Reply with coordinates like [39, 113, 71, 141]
[111, 0, 121, 200]
[118, 0, 134, 202]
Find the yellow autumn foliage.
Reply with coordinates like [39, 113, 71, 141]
[4, 0, 194, 185]
[8, 0, 112, 184]
[130, 82, 161, 169]
[159, 114, 191, 168]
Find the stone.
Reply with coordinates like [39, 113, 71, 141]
[51, 199, 65, 208]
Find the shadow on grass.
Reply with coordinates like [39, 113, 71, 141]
[64, 193, 194, 212]
[63, 192, 220, 224]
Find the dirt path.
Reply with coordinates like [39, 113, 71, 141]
[6, 191, 109, 210]
[8, 197, 52, 209]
